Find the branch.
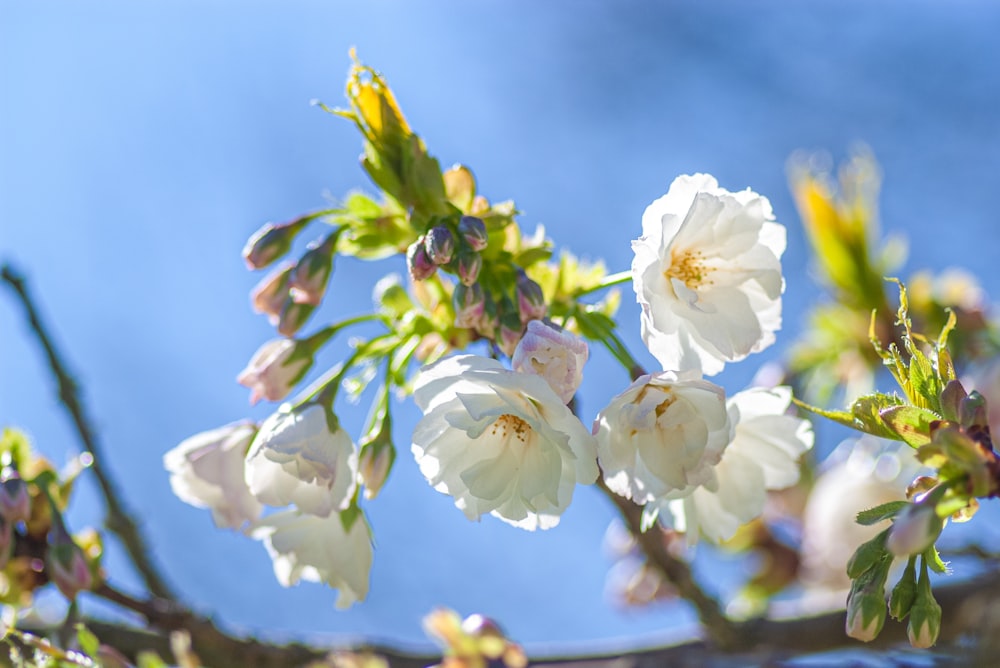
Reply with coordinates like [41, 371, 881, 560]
[0, 263, 177, 600]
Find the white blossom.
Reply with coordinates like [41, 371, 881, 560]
[511, 320, 588, 403]
[661, 386, 813, 544]
[164, 422, 262, 529]
[594, 371, 732, 505]
[411, 355, 598, 530]
[237, 338, 312, 405]
[245, 404, 357, 517]
[252, 509, 372, 609]
[632, 174, 785, 375]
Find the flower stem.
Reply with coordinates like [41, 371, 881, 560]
[573, 270, 631, 298]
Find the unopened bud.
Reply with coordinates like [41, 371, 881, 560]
[407, 238, 437, 281]
[0, 470, 31, 525]
[456, 250, 482, 286]
[886, 503, 943, 557]
[277, 299, 315, 337]
[251, 263, 294, 320]
[237, 338, 314, 404]
[498, 315, 523, 358]
[889, 559, 918, 620]
[845, 581, 887, 642]
[458, 215, 488, 251]
[515, 273, 547, 321]
[358, 441, 394, 500]
[424, 226, 455, 265]
[47, 519, 93, 599]
[289, 234, 337, 306]
[907, 572, 942, 648]
[454, 283, 486, 329]
[242, 219, 307, 270]
[846, 530, 889, 579]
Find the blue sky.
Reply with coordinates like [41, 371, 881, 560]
[2, 0, 1000, 653]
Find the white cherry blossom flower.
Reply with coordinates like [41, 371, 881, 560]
[594, 371, 732, 504]
[245, 404, 357, 517]
[411, 355, 598, 530]
[237, 338, 313, 404]
[632, 174, 785, 376]
[661, 386, 813, 543]
[252, 509, 373, 609]
[164, 422, 262, 529]
[511, 320, 588, 403]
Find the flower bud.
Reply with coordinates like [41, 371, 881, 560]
[886, 503, 943, 558]
[515, 273, 547, 322]
[290, 234, 337, 306]
[237, 338, 314, 404]
[251, 263, 294, 321]
[277, 299, 315, 337]
[242, 219, 307, 270]
[358, 440, 394, 501]
[47, 519, 93, 599]
[458, 215, 488, 251]
[0, 470, 31, 525]
[407, 238, 437, 281]
[907, 577, 942, 648]
[456, 250, 482, 286]
[889, 559, 918, 620]
[454, 283, 486, 329]
[498, 315, 523, 358]
[424, 226, 455, 265]
[845, 581, 887, 642]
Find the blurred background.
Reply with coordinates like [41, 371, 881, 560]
[2, 0, 999, 655]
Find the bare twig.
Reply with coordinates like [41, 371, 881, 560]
[1, 263, 177, 600]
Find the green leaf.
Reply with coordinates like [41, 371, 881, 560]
[514, 246, 553, 269]
[75, 624, 100, 659]
[136, 652, 170, 668]
[851, 393, 905, 439]
[879, 405, 939, 447]
[856, 501, 909, 526]
[923, 546, 950, 574]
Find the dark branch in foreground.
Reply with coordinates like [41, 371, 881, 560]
[1, 263, 177, 601]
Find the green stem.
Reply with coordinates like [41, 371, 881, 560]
[573, 270, 631, 298]
[298, 333, 398, 407]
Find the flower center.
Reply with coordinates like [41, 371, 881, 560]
[489, 413, 531, 443]
[666, 248, 713, 290]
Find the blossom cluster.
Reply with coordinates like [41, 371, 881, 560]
[166, 161, 814, 609]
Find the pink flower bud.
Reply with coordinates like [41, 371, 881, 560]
[407, 238, 437, 281]
[237, 338, 313, 404]
[358, 441, 394, 500]
[512, 320, 588, 403]
[47, 521, 93, 600]
[251, 263, 294, 321]
[886, 503, 943, 557]
[242, 219, 307, 270]
[0, 471, 31, 525]
[498, 317, 524, 358]
[515, 273, 547, 322]
[424, 226, 455, 265]
[277, 299, 315, 337]
[289, 234, 337, 306]
[456, 250, 482, 286]
[458, 216, 488, 251]
[454, 283, 486, 329]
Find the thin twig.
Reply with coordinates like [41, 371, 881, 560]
[1, 263, 177, 600]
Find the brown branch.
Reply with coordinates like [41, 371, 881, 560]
[1, 263, 177, 600]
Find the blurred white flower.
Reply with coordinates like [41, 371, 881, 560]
[632, 174, 785, 375]
[411, 355, 598, 530]
[245, 405, 357, 517]
[252, 509, 372, 609]
[662, 386, 813, 544]
[237, 338, 313, 404]
[164, 422, 262, 529]
[511, 320, 588, 403]
[594, 371, 732, 504]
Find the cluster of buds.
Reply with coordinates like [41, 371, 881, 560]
[407, 216, 487, 285]
[245, 216, 342, 337]
[423, 609, 526, 668]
